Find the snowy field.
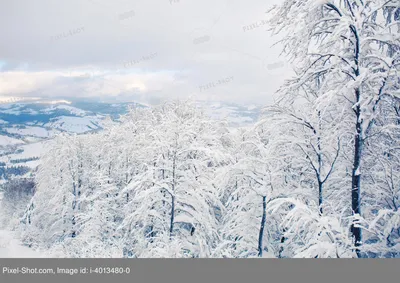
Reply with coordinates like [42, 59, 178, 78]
[45, 116, 103, 133]
[0, 141, 47, 169]
[0, 135, 25, 146]
[5, 126, 58, 138]
[0, 230, 41, 258]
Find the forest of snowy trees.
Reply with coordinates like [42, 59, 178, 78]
[12, 0, 400, 257]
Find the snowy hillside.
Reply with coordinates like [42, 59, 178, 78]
[0, 99, 260, 182]
[0, 135, 25, 146]
[197, 101, 261, 126]
[44, 116, 103, 133]
[0, 100, 138, 181]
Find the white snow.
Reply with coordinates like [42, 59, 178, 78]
[0, 141, 46, 169]
[0, 135, 25, 146]
[43, 105, 87, 116]
[5, 126, 58, 138]
[19, 159, 41, 169]
[0, 106, 24, 115]
[16, 141, 45, 158]
[0, 230, 42, 258]
[45, 116, 103, 133]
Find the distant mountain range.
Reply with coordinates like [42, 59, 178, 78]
[0, 97, 262, 181]
[0, 99, 141, 181]
[0, 98, 261, 138]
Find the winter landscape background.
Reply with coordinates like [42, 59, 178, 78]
[0, 0, 399, 258]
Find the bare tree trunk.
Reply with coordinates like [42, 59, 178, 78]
[169, 151, 176, 239]
[258, 196, 267, 257]
[317, 110, 323, 213]
[169, 195, 175, 239]
[351, 103, 363, 257]
[350, 25, 363, 258]
[278, 228, 286, 258]
[71, 180, 76, 238]
[318, 180, 323, 213]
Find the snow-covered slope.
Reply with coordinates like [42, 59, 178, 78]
[0, 99, 261, 182]
[44, 116, 103, 133]
[0, 100, 137, 180]
[197, 101, 262, 126]
[0, 100, 134, 136]
[0, 230, 42, 258]
[0, 135, 25, 146]
[42, 104, 87, 116]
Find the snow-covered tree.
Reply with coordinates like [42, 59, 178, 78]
[120, 101, 230, 257]
[215, 126, 285, 258]
[268, 0, 400, 256]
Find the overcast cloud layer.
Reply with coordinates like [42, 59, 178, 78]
[0, 0, 291, 105]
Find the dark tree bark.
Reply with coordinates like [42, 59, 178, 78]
[278, 228, 287, 258]
[351, 103, 363, 257]
[169, 196, 175, 238]
[169, 152, 177, 239]
[258, 196, 267, 257]
[350, 24, 362, 257]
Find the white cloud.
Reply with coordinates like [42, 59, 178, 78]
[0, 0, 289, 105]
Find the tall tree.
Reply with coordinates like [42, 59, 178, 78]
[268, 0, 400, 256]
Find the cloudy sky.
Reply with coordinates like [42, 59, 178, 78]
[0, 0, 291, 106]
